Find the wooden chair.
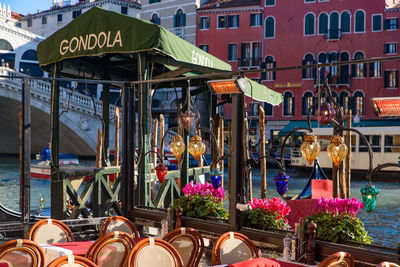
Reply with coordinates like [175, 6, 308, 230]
[317, 252, 354, 267]
[211, 232, 259, 266]
[162, 227, 204, 267]
[47, 255, 97, 267]
[99, 216, 140, 238]
[126, 237, 183, 267]
[28, 218, 74, 244]
[0, 239, 45, 267]
[85, 231, 135, 267]
[378, 262, 400, 267]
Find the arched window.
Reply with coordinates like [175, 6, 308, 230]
[0, 39, 13, 51]
[262, 56, 276, 80]
[352, 52, 366, 77]
[302, 91, 314, 115]
[21, 49, 38, 61]
[283, 91, 294, 116]
[329, 12, 339, 39]
[355, 10, 365, 32]
[304, 13, 315, 35]
[150, 13, 160, 25]
[340, 11, 351, 33]
[302, 54, 315, 79]
[339, 91, 349, 113]
[174, 9, 186, 27]
[265, 17, 275, 38]
[353, 91, 364, 116]
[328, 52, 338, 79]
[319, 13, 328, 34]
[339, 52, 350, 84]
[317, 53, 327, 84]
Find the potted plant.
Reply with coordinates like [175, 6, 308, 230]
[174, 181, 228, 219]
[248, 197, 291, 230]
[305, 197, 372, 244]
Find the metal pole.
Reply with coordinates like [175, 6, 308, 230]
[101, 66, 110, 165]
[50, 63, 63, 219]
[20, 78, 31, 228]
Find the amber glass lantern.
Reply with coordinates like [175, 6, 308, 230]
[188, 135, 206, 161]
[316, 102, 336, 125]
[180, 110, 195, 132]
[155, 162, 168, 183]
[327, 136, 348, 166]
[300, 135, 321, 164]
[170, 135, 186, 160]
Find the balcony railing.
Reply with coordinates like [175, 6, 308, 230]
[315, 74, 350, 86]
[326, 28, 340, 41]
[240, 57, 261, 68]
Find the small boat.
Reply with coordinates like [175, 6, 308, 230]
[0, 201, 50, 222]
[30, 153, 81, 179]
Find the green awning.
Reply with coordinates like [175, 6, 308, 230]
[246, 78, 283, 106]
[37, 7, 231, 71]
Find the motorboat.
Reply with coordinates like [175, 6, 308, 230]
[30, 153, 81, 179]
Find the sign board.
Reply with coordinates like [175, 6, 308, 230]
[371, 97, 400, 117]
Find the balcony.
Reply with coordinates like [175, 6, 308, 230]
[326, 28, 340, 41]
[315, 75, 350, 87]
[240, 57, 261, 68]
[174, 27, 184, 39]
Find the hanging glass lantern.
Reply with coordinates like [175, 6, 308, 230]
[360, 184, 380, 212]
[300, 135, 321, 165]
[170, 135, 186, 160]
[274, 172, 290, 196]
[180, 110, 195, 132]
[188, 135, 206, 161]
[155, 162, 168, 183]
[327, 136, 348, 166]
[316, 102, 336, 125]
[210, 168, 222, 189]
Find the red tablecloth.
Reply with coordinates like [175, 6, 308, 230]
[226, 258, 316, 267]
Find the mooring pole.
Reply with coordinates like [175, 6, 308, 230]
[50, 63, 63, 219]
[20, 77, 31, 232]
[101, 65, 110, 165]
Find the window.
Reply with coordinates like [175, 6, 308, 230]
[384, 43, 397, 54]
[283, 92, 294, 116]
[21, 49, 38, 61]
[228, 44, 237, 61]
[41, 16, 47, 25]
[304, 13, 315, 35]
[149, 0, 161, 3]
[360, 135, 381, 152]
[174, 9, 186, 27]
[329, 12, 339, 39]
[27, 18, 32, 27]
[302, 92, 314, 115]
[72, 10, 81, 19]
[305, 0, 315, 2]
[121, 6, 127, 15]
[264, 103, 273, 116]
[228, 15, 239, 28]
[0, 39, 13, 51]
[384, 70, 398, 88]
[150, 14, 160, 25]
[319, 13, 328, 34]
[240, 43, 250, 66]
[328, 52, 338, 79]
[199, 45, 208, 52]
[57, 14, 63, 22]
[372, 14, 382, 31]
[250, 13, 262, 26]
[317, 52, 327, 83]
[217, 15, 226, 28]
[369, 61, 381, 77]
[250, 103, 260, 116]
[355, 10, 365, 32]
[265, 17, 275, 38]
[252, 42, 260, 66]
[384, 18, 398, 30]
[340, 11, 350, 33]
[265, 0, 275, 6]
[339, 52, 350, 84]
[352, 52, 366, 77]
[353, 91, 364, 116]
[302, 54, 315, 79]
[384, 135, 400, 152]
[199, 16, 209, 30]
[339, 91, 349, 112]
[261, 56, 276, 80]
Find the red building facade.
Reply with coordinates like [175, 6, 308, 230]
[197, 0, 400, 140]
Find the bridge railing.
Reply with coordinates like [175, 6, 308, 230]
[0, 67, 116, 117]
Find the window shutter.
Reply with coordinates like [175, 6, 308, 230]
[369, 62, 374, 77]
[384, 19, 389, 30]
[228, 45, 232, 61]
[384, 44, 388, 54]
[362, 63, 367, 77]
[302, 60, 306, 78]
[312, 60, 317, 79]
[182, 14, 186, 26]
[396, 18, 399, 29]
[198, 18, 201, 29]
[237, 15, 240, 27]
[261, 62, 266, 80]
[351, 64, 356, 77]
[174, 15, 177, 27]
[291, 96, 295, 116]
[250, 14, 254, 26]
[396, 71, 399, 88]
[349, 96, 355, 115]
[302, 96, 306, 115]
[384, 71, 389, 87]
[206, 17, 210, 28]
[273, 61, 276, 80]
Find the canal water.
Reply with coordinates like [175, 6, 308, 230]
[0, 156, 399, 249]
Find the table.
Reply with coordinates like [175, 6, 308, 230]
[211, 257, 318, 267]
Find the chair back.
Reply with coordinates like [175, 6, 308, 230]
[47, 255, 97, 267]
[86, 231, 135, 267]
[212, 232, 259, 265]
[0, 239, 45, 267]
[317, 252, 354, 267]
[378, 262, 400, 267]
[162, 227, 204, 267]
[126, 237, 183, 267]
[99, 216, 140, 238]
[28, 219, 74, 244]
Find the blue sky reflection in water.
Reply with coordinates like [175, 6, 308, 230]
[0, 155, 399, 248]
